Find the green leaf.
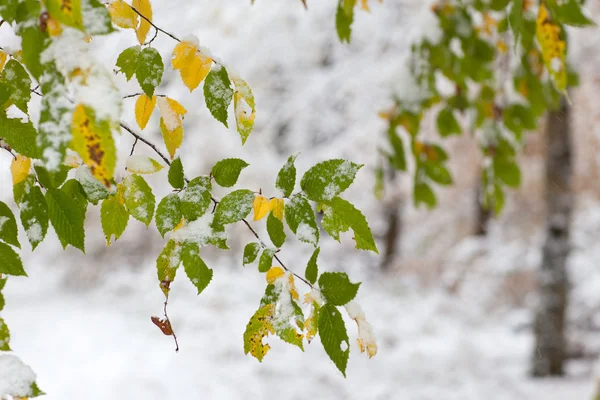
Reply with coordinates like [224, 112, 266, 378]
[29, 381, 45, 398]
[156, 239, 182, 296]
[414, 182, 437, 209]
[211, 158, 249, 188]
[116, 45, 141, 81]
[276, 154, 298, 198]
[34, 164, 69, 190]
[122, 174, 155, 226]
[266, 212, 286, 248]
[0, 113, 41, 158]
[168, 157, 185, 189]
[60, 179, 88, 213]
[14, 176, 48, 250]
[0, 0, 19, 22]
[20, 24, 47, 80]
[0, 242, 25, 276]
[423, 162, 453, 185]
[46, 0, 83, 30]
[212, 189, 254, 226]
[101, 196, 129, 245]
[181, 176, 212, 222]
[436, 107, 462, 137]
[181, 241, 213, 295]
[509, 0, 523, 49]
[82, 0, 114, 35]
[232, 77, 256, 145]
[0, 201, 20, 248]
[322, 197, 378, 253]
[136, 47, 163, 98]
[243, 242, 261, 265]
[318, 303, 350, 377]
[284, 195, 319, 246]
[554, 0, 595, 27]
[156, 194, 182, 238]
[258, 248, 275, 273]
[204, 66, 234, 128]
[336, 0, 354, 43]
[318, 271, 360, 306]
[0, 317, 10, 350]
[258, 284, 304, 350]
[46, 188, 85, 252]
[387, 127, 406, 171]
[75, 166, 110, 205]
[301, 159, 362, 202]
[305, 247, 320, 284]
[1, 59, 31, 114]
[493, 157, 521, 188]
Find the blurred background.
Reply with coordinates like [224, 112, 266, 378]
[2, 0, 600, 398]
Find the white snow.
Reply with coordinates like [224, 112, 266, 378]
[295, 222, 317, 245]
[0, 353, 36, 397]
[126, 155, 162, 174]
[157, 97, 181, 132]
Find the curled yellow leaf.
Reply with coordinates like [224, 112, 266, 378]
[266, 266, 285, 284]
[109, 0, 139, 29]
[171, 39, 212, 92]
[253, 195, 270, 221]
[134, 94, 156, 130]
[132, 0, 152, 45]
[11, 155, 30, 186]
[160, 118, 183, 160]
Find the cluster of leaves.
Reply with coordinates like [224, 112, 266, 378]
[374, 0, 593, 212]
[0, 0, 381, 392]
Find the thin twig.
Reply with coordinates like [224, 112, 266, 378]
[144, 26, 159, 46]
[119, 123, 172, 166]
[129, 137, 139, 156]
[128, 5, 181, 43]
[0, 144, 16, 160]
[164, 299, 179, 352]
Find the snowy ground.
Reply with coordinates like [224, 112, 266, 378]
[2, 0, 600, 399]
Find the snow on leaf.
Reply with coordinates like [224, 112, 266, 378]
[284, 195, 319, 246]
[136, 47, 163, 98]
[134, 93, 156, 129]
[10, 155, 30, 186]
[304, 301, 320, 343]
[157, 96, 186, 132]
[75, 165, 109, 205]
[204, 65, 234, 127]
[170, 212, 227, 249]
[156, 239, 181, 297]
[0, 354, 38, 397]
[108, 0, 138, 29]
[322, 196, 378, 253]
[0, 59, 31, 114]
[213, 189, 254, 226]
[231, 76, 256, 144]
[276, 154, 298, 198]
[345, 301, 377, 358]
[116, 45, 141, 81]
[243, 242, 261, 265]
[253, 195, 270, 221]
[156, 193, 181, 237]
[71, 104, 117, 187]
[160, 118, 183, 160]
[121, 174, 155, 226]
[181, 241, 213, 295]
[171, 38, 212, 92]
[180, 176, 211, 222]
[126, 155, 163, 174]
[300, 159, 362, 202]
[13, 176, 49, 250]
[243, 303, 275, 362]
[132, 0, 152, 45]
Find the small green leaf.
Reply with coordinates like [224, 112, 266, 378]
[322, 197, 377, 253]
[211, 158, 249, 188]
[318, 303, 350, 377]
[0, 113, 41, 158]
[305, 247, 320, 284]
[554, 0, 595, 27]
[387, 127, 406, 171]
[181, 241, 213, 295]
[156, 239, 181, 296]
[0, 0, 18, 22]
[0, 201, 20, 248]
[14, 176, 48, 250]
[75, 166, 110, 205]
[243, 242, 261, 265]
[276, 154, 298, 197]
[181, 176, 212, 222]
[101, 196, 129, 245]
[122, 174, 155, 226]
[0, 317, 10, 350]
[423, 162, 453, 185]
[204, 66, 234, 128]
[414, 182, 437, 209]
[46, 188, 85, 252]
[1, 59, 31, 114]
[156, 194, 182, 237]
[285, 195, 319, 246]
[258, 248, 275, 273]
[34, 164, 69, 190]
[213, 189, 254, 226]
[136, 47, 163, 98]
[60, 179, 88, 214]
[168, 157, 185, 189]
[509, 0, 523, 49]
[318, 272, 360, 306]
[436, 107, 461, 137]
[0, 242, 25, 276]
[266, 212, 286, 248]
[494, 157, 521, 188]
[336, 0, 354, 43]
[300, 159, 362, 202]
[20, 25, 47, 80]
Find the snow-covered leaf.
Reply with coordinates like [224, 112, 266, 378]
[300, 159, 362, 202]
[126, 155, 163, 174]
[181, 176, 211, 222]
[116, 45, 141, 81]
[204, 65, 233, 127]
[121, 174, 155, 226]
[276, 154, 298, 198]
[136, 47, 163, 98]
[75, 165, 110, 205]
[156, 239, 181, 296]
[13, 176, 48, 250]
[0, 59, 31, 114]
[284, 195, 319, 246]
[213, 189, 254, 226]
[156, 193, 182, 237]
[100, 195, 129, 245]
[231, 76, 255, 144]
[243, 242, 261, 266]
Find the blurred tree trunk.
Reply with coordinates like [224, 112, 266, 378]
[531, 97, 572, 377]
[474, 177, 491, 236]
[380, 170, 402, 271]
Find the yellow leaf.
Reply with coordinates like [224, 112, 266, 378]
[243, 303, 275, 362]
[126, 155, 163, 174]
[71, 104, 117, 187]
[11, 155, 30, 186]
[288, 274, 299, 300]
[0, 50, 6, 71]
[266, 266, 285, 284]
[171, 40, 212, 92]
[305, 303, 319, 343]
[135, 94, 156, 130]
[253, 195, 270, 221]
[166, 97, 187, 116]
[269, 198, 284, 221]
[132, 0, 152, 45]
[536, 4, 567, 92]
[108, 0, 139, 29]
[173, 218, 185, 232]
[232, 77, 256, 144]
[160, 117, 183, 159]
[47, 17, 63, 36]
